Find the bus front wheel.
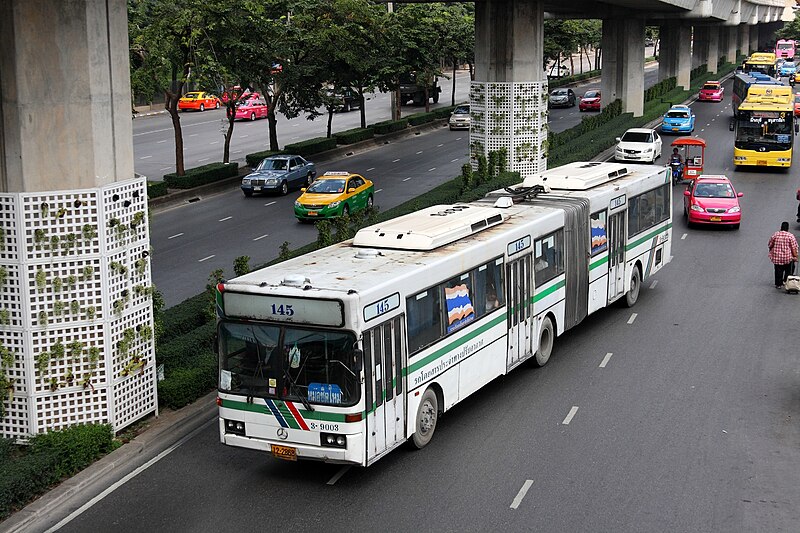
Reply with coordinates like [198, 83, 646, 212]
[534, 316, 554, 367]
[411, 388, 439, 449]
[625, 266, 641, 308]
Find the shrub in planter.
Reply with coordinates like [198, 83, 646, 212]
[283, 136, 337, 156]
[369, 119, 408, 134]
[156, 321, 216, 370]
[433, 105, 458, 119]
[159, 292, 213, 345]
[163, 162, 238, 189]
[157, 353, 217, 410]
[333, 127, 375, 145]
[147, 181, 168, 198]
[245, 150, 284, 167]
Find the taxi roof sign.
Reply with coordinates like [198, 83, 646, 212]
[323, 171, 351, 176]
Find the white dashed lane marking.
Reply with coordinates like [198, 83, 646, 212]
[264, 201, 276, 207]
[451, 158, 460, 163]
[403, 177, 412, 182]
[416, 151, 423, 155]
[392, 159, 401, 163]
[599, 352, 613, 368]
[198, 255, 215, 262]
[562, 406, 579, 425]
[168, 233, 183, 239]
[366, 167, 375, 172]
[375, 189, 383, 193]
[253, 234, 269, 241]
[650, 280, 658, 289]
[140, 156, 152, 159]
[197, 158, 209, 162]
[627, 313, 638, 324]
[510, 480, 534, 510]
[681, 233, 688, 240]
[428, 168, 436, 172]
[219, 216, 232, 222]
[157, 140, 167, 144]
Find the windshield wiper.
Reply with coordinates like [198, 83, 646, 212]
[282, 367, 314, 411]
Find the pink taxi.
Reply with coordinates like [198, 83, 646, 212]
[683, 175, 742, 230]
[234, 94, 269, 121]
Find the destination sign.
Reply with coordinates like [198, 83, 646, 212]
[223, 292, 344, 326]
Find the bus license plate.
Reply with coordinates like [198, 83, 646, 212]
[271, 444, 297, 461]
[757, 160, 767, 166]
[710, 216, 722, 222]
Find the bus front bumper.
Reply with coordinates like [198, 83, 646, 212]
[221, 427, 365, 465]
[733, 155, 792, 167]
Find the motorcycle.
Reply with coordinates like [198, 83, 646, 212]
[669, 158, 683, 185]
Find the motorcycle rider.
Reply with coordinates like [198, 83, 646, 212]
[669, 147, 684, 184]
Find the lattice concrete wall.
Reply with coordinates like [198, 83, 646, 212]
[470, 81, 549, 178]
[0, 176, 157, 440]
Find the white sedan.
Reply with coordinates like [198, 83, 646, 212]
[614, 128, 663, 164]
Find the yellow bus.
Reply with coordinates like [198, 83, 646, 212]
[732, 84, 795, 168]
[743, 52, 777, 76]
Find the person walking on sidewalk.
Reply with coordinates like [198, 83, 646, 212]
[768, 221, 798, 288]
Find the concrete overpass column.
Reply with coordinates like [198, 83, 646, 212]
[692, 26, 710, 69]
[707, 26, 719, 74]
[749, 25, 759, 54]
[0, 0, 156, 439]
[676, 24, 693, 90]
[473, 0, 546, 176]
[739, 25, 750, 56]
[602, 18, 645, 117]
[723, 26, 738, 65]
[658, 22, 679, 81]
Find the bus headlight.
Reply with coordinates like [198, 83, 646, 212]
[224, 419, 246, 436]
[728, 206, 741, 213]
[320, 432, 347, 448]
[690, 205, 705, 212]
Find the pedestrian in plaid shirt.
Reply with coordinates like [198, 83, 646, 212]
[768, 221, 798, 288]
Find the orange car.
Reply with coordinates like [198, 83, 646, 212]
[178, 91, 221, 112]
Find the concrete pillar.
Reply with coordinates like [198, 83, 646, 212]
[676, 24, 693, 89]
[707, 26, 719, 73]
[749, 25, 759, 54]
[722, 26, 738, 65]
[739, 24, 750, 56]
[0, 1, 134, 192]
[692, 26, 710, 69]
[658, 22, 679, 81]
[0, 0, 156, 439]
[602, 18, 645, 117]
[472, 0, 547, 176]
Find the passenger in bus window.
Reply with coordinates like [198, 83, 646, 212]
[535, 253, 549, 273]
[485, 282, 499, 311]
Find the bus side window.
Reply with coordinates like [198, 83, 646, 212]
[406, 289, 443, 354]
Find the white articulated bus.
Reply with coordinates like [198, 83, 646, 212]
[216, 162, 672, 466]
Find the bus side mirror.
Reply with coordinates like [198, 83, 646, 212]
[352, 349, 363, 373]
[795, 123, 799, 134]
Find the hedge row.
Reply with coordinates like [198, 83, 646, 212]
[333, 127, 375, 145]
[0, 424, 116, 520]
[157, 353, 218, 410]
[147, 181, 168, 199]
[163, 162, 238, 189]
[283, 136, 338, 156]
[156, 321, 216, 371]
[549, 69, 601, 89]
[549, 98, 623, 151]
[245, 150, 284, 167]
[158, 292, 211, 346]
[644, 77, 677, 103]
[369, 118, 408, 134]
[405, 112, 437, 126]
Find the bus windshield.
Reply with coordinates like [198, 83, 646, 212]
[218, 321, 359, 406]
[735, 111, 793, 150]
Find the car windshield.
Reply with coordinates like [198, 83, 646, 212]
[551, 90, 567, 96]
[583, 91, 599, 98]
[306, 179, 346, 193]
[218, 321, 359, 406]
[702, 84, 719, 91]
[453, 105, 470, 114]
[786, 63, 796, 68]
[257, 159, 289, 171]
[778, 43, 793, 50]
[694, 183, 735, 198]
[621, 131, 651, 143]
[667, 111, 689, 119]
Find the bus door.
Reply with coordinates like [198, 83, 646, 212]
[607, 212, 626, 301]
[506, 254, 533, 369]
[363, 316, 406, 460]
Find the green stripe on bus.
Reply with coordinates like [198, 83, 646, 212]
[406, 313, 506, 375]
[533, 279, 565, 302]
[590, 255, 608, 270]
[276, 401, 301, 429]
[220, 398, 349, 422]
[626, 223, 671, 251]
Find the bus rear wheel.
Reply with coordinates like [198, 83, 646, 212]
[534, 316, 554, 367]
[411, 388, 438, 449]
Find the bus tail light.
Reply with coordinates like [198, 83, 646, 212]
[216, 397, 222, 406]
[345, 413, 362, 423]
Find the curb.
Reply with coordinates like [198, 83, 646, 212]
[0, 393, 218, 533]
[147, 119, 452, 212]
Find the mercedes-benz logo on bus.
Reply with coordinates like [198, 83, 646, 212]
[277, 428, 288, 440]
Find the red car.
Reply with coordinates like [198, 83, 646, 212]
[698, 81, 724, 102]
[233, 94, 269, 121]
[794, 94, 800, 117]
[177, 91, 221, 112]
[579, 90, 601, 111]
[683, 175, 742, 229]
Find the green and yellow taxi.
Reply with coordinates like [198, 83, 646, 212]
[294, 171, 374, 221]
